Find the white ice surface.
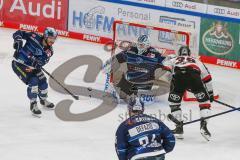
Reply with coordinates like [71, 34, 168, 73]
[0, 28, 240, 160]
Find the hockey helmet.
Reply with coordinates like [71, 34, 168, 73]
[137, 35, 150, 54]
[128, 97, 144, 114]
[178, 45, 191, 56]
[43, 27, 58, 45]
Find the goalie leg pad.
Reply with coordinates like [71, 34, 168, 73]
[116, 76, 137, 96]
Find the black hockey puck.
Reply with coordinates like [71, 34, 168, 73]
[87, 87, 92, 91]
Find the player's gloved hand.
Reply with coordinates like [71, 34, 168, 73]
[13, 39, 23, 51]
[208, 90, 214, 102]
[31, 56, 43, 69]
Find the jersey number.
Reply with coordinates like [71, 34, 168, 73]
[175, 57, 196, 65]
[139, 134, 156, 147]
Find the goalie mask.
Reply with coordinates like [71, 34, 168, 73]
[178, 46, 191, 56]
[137, 35, 150, 55]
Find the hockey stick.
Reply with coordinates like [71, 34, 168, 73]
[213, 99, 240, 111]
[168, 106, 240, 126]
[41, 68, 79, 100]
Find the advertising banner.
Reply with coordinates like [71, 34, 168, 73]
[187, 0, 240, 9]
[165, 0, 207, 13]
[199, 18, 240, 68]
[112, 0, 240, 20]
[68, 0, 200, 51]
[0, 0, 3, 26]
[121, 0, 166, 6]
[0, 0, 68, 30]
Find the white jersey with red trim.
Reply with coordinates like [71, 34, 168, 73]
[163, 55, 213, 92]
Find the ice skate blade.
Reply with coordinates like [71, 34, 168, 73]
[175, 134, 184, 140]
[200, 131, 211, 141]
[32, 113, 41, 118]
[42, 106, 55, 110]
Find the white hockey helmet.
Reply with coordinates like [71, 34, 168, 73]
[178, 45, 191, 56]
[137, 35, 150, 54]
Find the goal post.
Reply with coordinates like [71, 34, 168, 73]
[111, 20, 205, 102]
[112, 20, 191, 56]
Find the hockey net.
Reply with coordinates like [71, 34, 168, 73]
[111, 20, 197, 101]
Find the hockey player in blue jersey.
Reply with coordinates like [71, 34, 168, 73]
[115, 98, 175, 160]
[104, 35, 166, 102]
[12, 27, 58, 117]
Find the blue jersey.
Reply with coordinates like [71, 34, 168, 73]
[115, 46, 165, 83]
[115, 114, 175, 160]
[13, 30, 54, 68]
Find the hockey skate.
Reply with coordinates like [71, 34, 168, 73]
[40, 99, 55, 110]
[172, 121, 184, 139]
[30, 101, 42, 117]
[200, 120, 211, 141]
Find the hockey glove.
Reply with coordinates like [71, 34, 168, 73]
[208, 90, 214, 102]
[31, 57, 43, 69]
[13, 39, 23, 52]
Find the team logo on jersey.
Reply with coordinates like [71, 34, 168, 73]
[170, 94, 181, 101]
[136, 57, 143, 64]
[202, 21, 233, 56]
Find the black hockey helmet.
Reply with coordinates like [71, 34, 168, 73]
[178, 45, 191, 56]
[128, 97, 144, 114]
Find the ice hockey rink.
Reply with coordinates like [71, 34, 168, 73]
[0, 27, 240, 160]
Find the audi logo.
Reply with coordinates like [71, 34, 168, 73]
[170, 94, 181, 101]
[0, 0, 3, 10]
[214, 8, 225, 14]
[172, 1, 184, 8]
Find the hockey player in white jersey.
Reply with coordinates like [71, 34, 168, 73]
[164, 46, 214, 140]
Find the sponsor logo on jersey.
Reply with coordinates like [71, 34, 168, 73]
[202, 21, 233, 56]
[170, 94, 181, 101]
[0, 0, 3, 10]
[9, 0, 62, 20]
[195, 92, 205, 100]
[72, 6, 114, 33]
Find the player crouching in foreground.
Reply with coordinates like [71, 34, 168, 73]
[12, 27, 57, 117]
[164, 46, 214, 140]
[115, 98, 175, 160]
